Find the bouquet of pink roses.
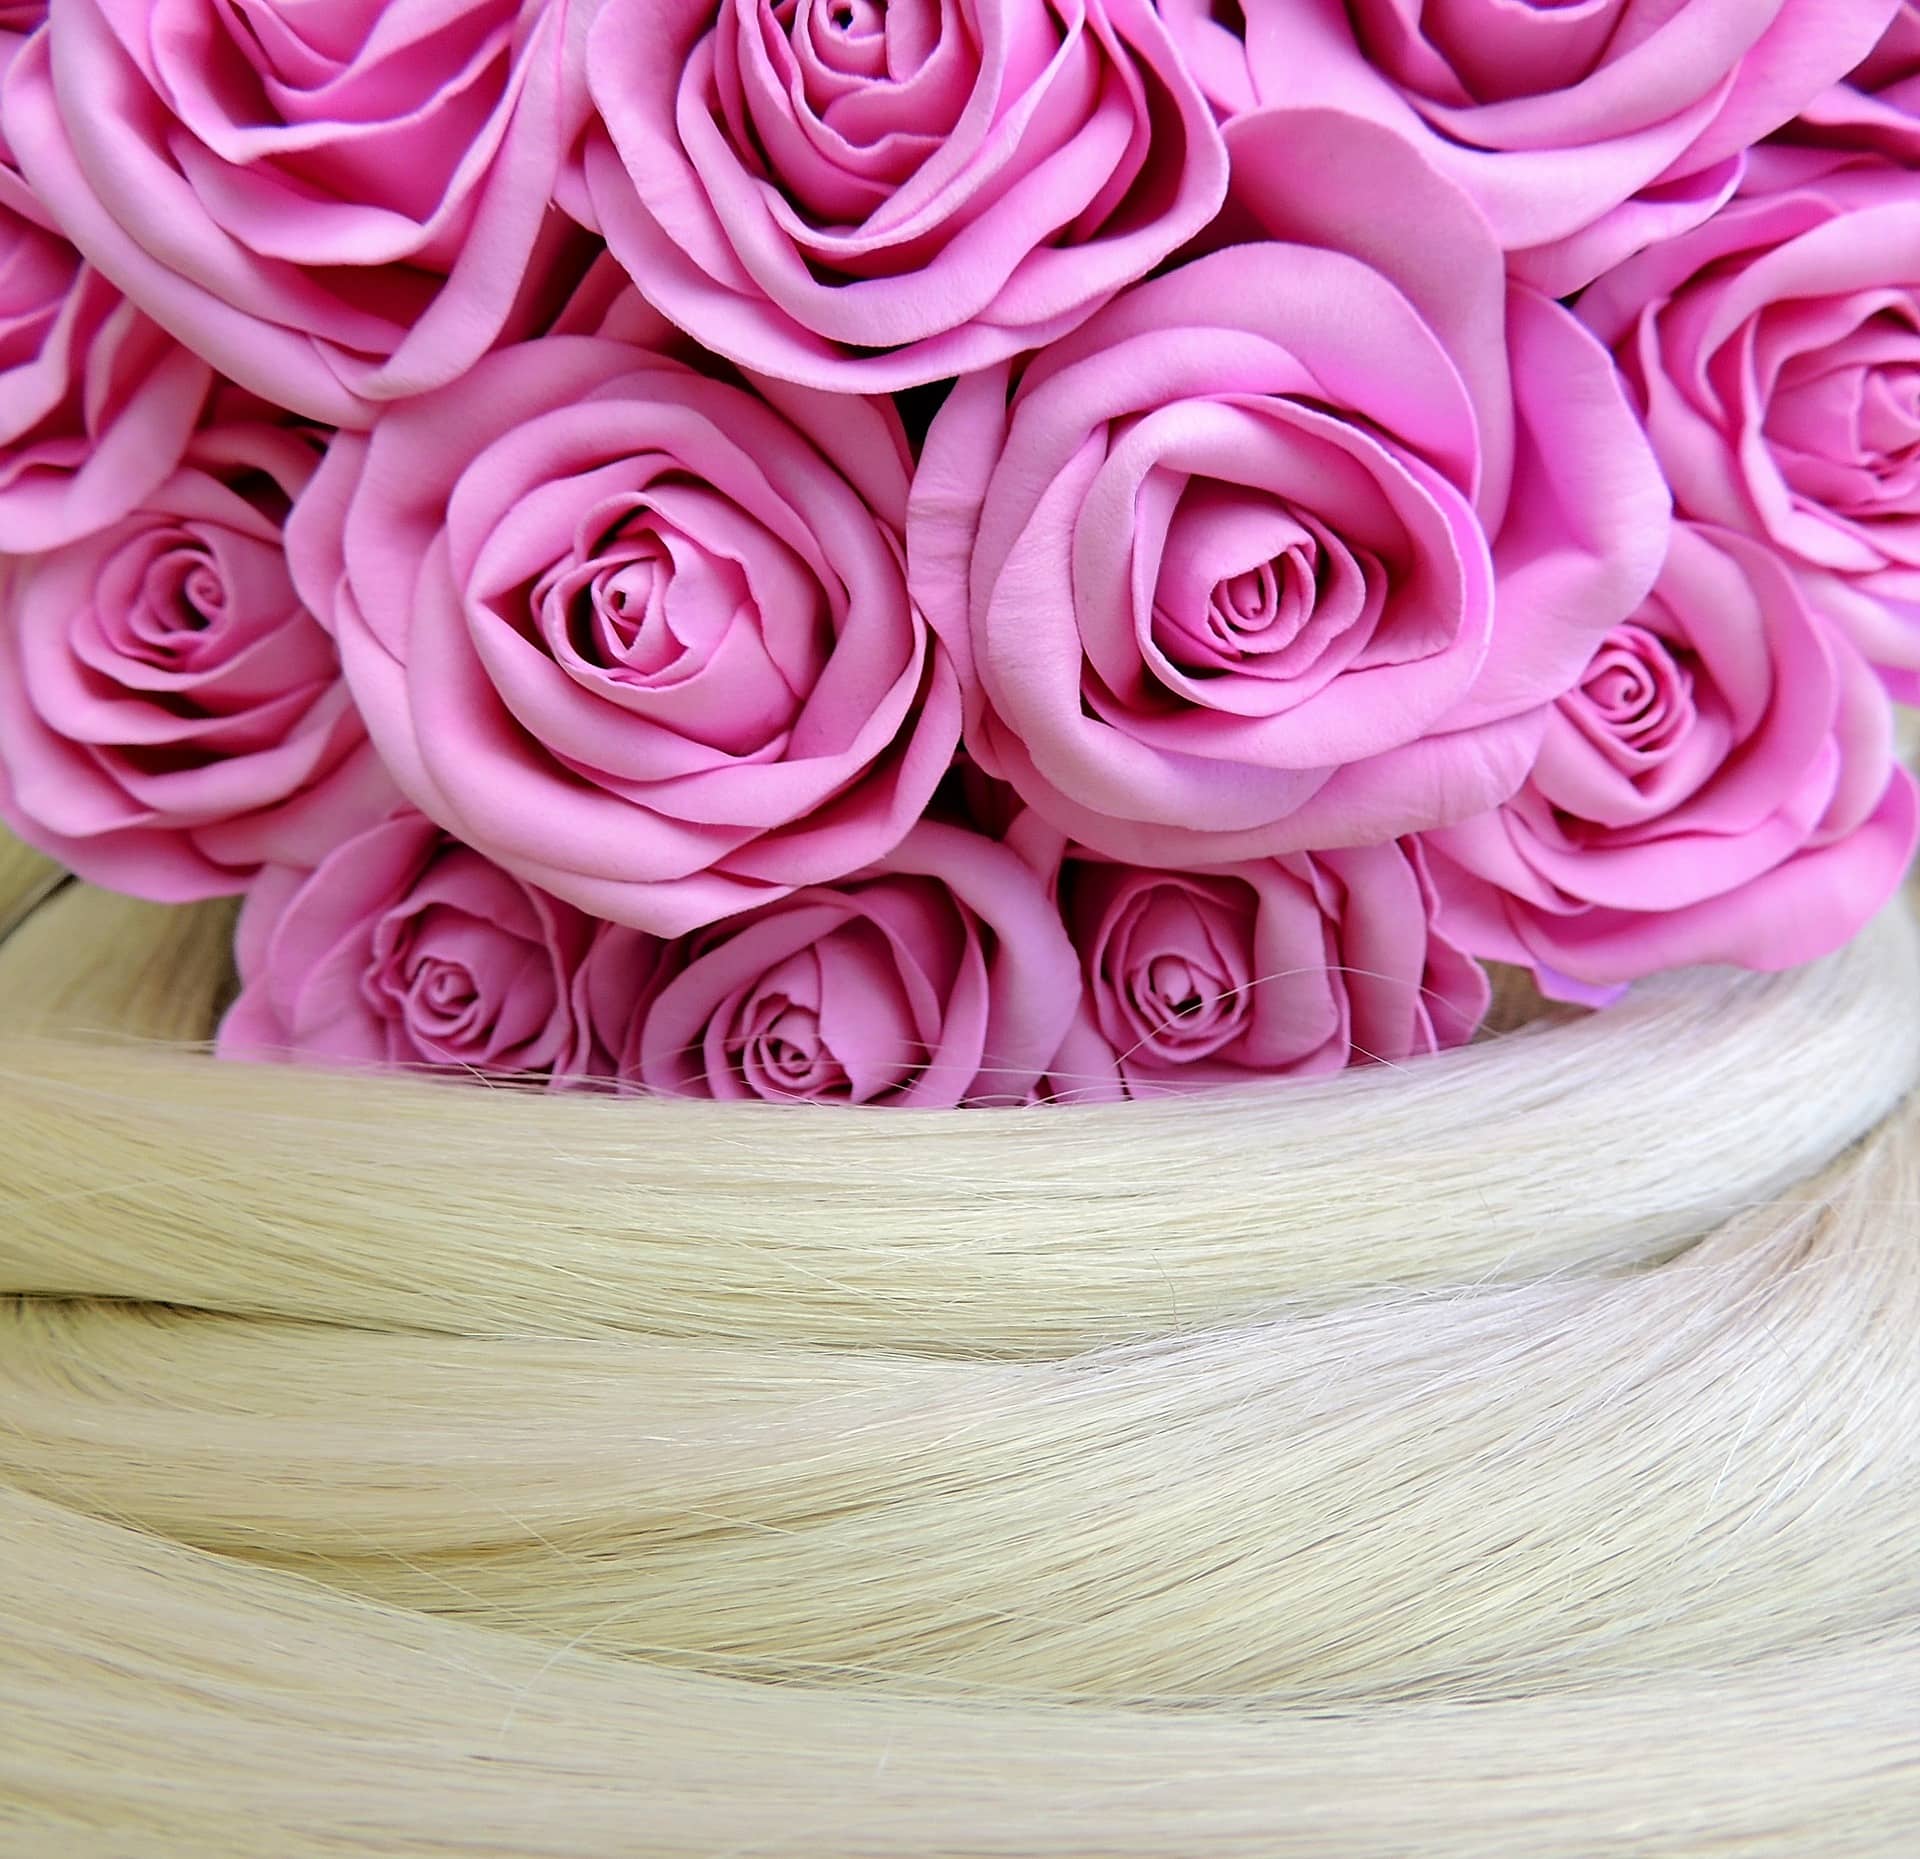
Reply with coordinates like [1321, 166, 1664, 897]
[1, 0, 1915, 1105]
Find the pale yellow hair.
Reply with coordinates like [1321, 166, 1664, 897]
[2, 832, 1917, 1855]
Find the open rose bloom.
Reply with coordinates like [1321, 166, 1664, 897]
[0, 1, 1914, 1105]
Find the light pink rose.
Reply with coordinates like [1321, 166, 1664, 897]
[220, 810, 599, 1082]
[626, 820, 1082, 1106]
[908, 110, 1668, 869]
[290, 335, 961, 937]
[1160, 0, 1899, 294]
[1428, 523, 1919, 997]
[2, 0, 586, 427]
[1580, 156, 1920, 703]
[570, 0, 1227, 390]
[1009, 813, 1487, 1101]
[0, 395, 381, 898]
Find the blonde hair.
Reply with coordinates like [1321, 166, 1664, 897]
[3, 834, 1919, 1853]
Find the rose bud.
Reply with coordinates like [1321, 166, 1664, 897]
[570, 0, 1226, 389]
[1428, 523, 1919, 997]
[909, 111, 1668, 868]
[1010, 814, 1488, 1101]
[629, 821, 1082, 1107]
[220, 810, 599, 1084]
[291, 337, 961, 937]
[4, 0, 589, 425]
[0, 397, 375, 898]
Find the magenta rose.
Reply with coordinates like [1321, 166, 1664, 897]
[1427, 523, 1919, 997]
[2, 0, 585, 427]
[291, 335, 960, 937]
[624, 821, 1081, 1106]
[569, 0, 1227, 390]
[1009, 813, 1488, 1101]
[221, 810, 598, 1082]
[1580, 156, 1920, 703]
[908, 110, 1668, 869]
[1161, 0, 1898, 294]
[0, 395, 379, 898]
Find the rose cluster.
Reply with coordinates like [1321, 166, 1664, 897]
[0, 0, 1915, 1105]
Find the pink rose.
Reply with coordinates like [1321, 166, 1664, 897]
[623, 821, 1081, 1106]
[908, 110, 1668, 869]
[1162, 0, 1899, 293]
[0, 394, 375, 898]
[1, 12, 211, 546]
[0, 6, 44, 165]
[1789, 0, 1920, 155]
[1861, 0, 1920, 78]
[569, 919, 674, 1088]
[1011, 814, 1487, 1101]
[1580, 157, 1920, 703]
[291, 335, 961, 937]
[220, 810, 598, 1082]
[2, 0, 586, 427]
[0, 206, 212, 551]
[0, 6, 46, 269]
[1428, 523, 1919, 997]
[570, 0, 1227, 389]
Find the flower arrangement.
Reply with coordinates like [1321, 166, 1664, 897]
[1, 0, 1915, 1104]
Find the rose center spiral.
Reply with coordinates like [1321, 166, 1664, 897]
[1861, 363, 1920, 473]
[751, 0, 953, 177]
[773, 0, 897, 86]
[1765, 309, 1920, 518]
[1104, 882, 1254, 1061]
[1148, 480, 1383, 692]
[558, 508, 751, 687]
[100, 533, 243, 670]
[1139, 954, 1222, 1026]
[1566, 622, 1695, 762]
[1210, 551, 1308, 643]
[741, 996, 843, 1096]
[368, 894, 535, 1061]
[408, 955, 480, 1027]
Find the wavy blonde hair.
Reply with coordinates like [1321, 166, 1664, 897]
[2, 825, 1918, 1855]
